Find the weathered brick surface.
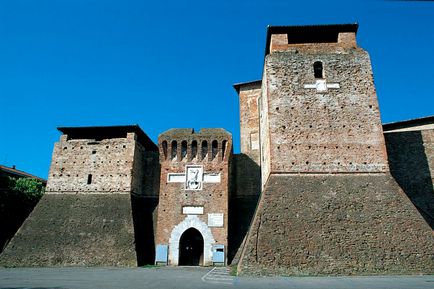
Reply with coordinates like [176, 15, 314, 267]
[228, 154, 261, 264]
[238, 174, 434, 276]
[385, 128, 434, 228]
[155, 129, 232, 265]
[261, 48, 388, 179]
[46, 134, 136, 193]
[237, 82, 261, 164]
[1, 126, 159, 267]
[0, 194, 137, 267]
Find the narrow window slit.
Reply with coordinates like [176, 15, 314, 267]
[314, 61, 324, 78]
[171, 141, 177, 160]
[191, 140, 198, 160]
[181, 141, 187, 160]
[201, 140, 208, 160]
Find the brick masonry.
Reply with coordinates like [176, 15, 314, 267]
[155, 128, 232, 266]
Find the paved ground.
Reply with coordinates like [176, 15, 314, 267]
[0, 267, 433, 289]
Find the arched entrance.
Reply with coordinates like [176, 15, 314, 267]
[168, 215, 215, 265]
[178, 228, 204, 266]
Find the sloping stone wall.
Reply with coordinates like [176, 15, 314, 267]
[238, 174, 434, 276]
[0, 194, 137, 267]
[228, 154, 261, 264]
[385, 128, 434, 228]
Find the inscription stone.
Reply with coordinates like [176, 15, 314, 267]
[208, 213, 224, 227]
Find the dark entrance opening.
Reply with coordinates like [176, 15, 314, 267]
[179, 228, 204, 266]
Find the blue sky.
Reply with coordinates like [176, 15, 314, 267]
[0, 0, 433, 178]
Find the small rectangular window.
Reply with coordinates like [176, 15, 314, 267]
[87, 174, 92, 184]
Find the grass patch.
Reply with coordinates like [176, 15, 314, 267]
[229, 265, 238, 276]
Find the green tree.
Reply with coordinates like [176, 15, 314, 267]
[0, 177, 45, 251]
[9, 177, 45, 202]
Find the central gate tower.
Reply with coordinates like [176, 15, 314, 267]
[154, 128, 232, 266]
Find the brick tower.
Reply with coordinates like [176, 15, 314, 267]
[237, 24, 434, 275]
[0, 125, 159, 267]
[155, 129, 232, 266]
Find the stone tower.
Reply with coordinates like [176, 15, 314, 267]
[237, 24, 434, 275]
[0, 125, 159, 266]
[155, 129, 232, 266]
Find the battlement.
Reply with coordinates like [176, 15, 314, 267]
[158, 128, 232, 163]
[267, 24, 358, 55]
[57, 125, 157, 151]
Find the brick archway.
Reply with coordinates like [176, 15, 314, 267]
[168, 215, 215, 266]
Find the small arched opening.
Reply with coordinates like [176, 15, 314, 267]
[162, 141, 168, 160]
[191, 140, 198, 160]
[178, 228, 204, 266]
[171, 141, 177, 160]
[211, 140, 218, 160]
[201, 140, 208, 161]
[181, 141, 187, 160]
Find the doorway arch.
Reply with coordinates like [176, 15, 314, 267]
[168, 215, 215, 266]
[178, 228, 204, 266]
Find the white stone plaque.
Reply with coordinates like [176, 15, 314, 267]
[182, 206, 204, 215]
[251, 132, 259, 150]
[208, 213, 224, 227]
[203, 173, 221, 183]
[304, 79, 340, 92]
[185, 165, 203, 190]
[167, 173, 185, 183]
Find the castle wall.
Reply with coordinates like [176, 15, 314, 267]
[130, 144, 160, 265]
[259, 70, 271, 188]
[228, 154, 261, 264]
[0, 194, 137, 267]
[384, 127, 434, 228]
[46, 134, 136, 193]
[238, 174, 434, 275]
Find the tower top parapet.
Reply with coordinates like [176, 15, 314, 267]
[158, 128, 232, 163]
[266, 23, 359, 55]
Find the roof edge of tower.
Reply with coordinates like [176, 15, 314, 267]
[57, 125, 158, 151]
[233, 80, 262, 94]
[265, 23, 359, 56]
